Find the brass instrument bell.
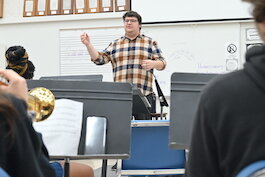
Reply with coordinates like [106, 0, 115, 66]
[0, 76, 55, 122]
[28, 87, 55, 122]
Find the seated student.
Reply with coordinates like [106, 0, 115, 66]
[5, 45, 94, 177]
[0, 68, 56, 177]
[5, 46, 35, 79]
[185, 0, 265, 177]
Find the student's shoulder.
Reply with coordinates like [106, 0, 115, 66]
[207, 70, 244, 88]
[202, 70, 246, 99]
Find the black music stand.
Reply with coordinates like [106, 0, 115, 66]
[40, 74, 103, 82]
[132, 88, 151, 115]
[27, 80, 133, 177]
[169, 72, 218, 149]
[154, 77, 169, 119]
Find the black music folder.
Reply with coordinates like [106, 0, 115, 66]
[169, 72, 218, 149]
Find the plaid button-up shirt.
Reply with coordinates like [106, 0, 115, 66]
[92, 34, 166, 95]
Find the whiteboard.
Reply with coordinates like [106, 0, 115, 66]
[60, 23, 241, 96]
[60, 27, 124, 82]
[132, 0, 252, 22]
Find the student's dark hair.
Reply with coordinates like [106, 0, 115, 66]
[5, 45, 35, 79]
[123, 11, 142, 25]
[243, 0, 265, 22]
[0, 94, 19, 145]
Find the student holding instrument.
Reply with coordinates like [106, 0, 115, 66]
[5, 45, 94, 177]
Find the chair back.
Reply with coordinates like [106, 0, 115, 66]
[84, 116, 107, 154]
[0, 168, 9, 177]
[236, 160, 265, 177]
[120, 120, 185, 176]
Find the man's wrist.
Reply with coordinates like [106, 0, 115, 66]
[85, 43, 92, 47]
[155, 60, 166, 70]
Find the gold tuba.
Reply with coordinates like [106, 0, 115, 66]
[0, 76, 55, 122]
[28, 87, 55, 122]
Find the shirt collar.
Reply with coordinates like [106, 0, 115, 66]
[122, 34, 144, 41]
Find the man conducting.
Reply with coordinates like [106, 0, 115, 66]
[80, 11, 166, 120]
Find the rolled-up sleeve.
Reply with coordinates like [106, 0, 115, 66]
[152, 41, 166, 70]
[92, 42, 113, 65]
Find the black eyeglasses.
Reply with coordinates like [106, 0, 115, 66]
[124, 19, 138, 23]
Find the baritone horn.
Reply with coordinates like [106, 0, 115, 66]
[0, 76, 55, 122]
[28, 87, 55, 122]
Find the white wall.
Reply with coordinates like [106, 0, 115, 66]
[58, 21, 258, 97]
[0, 0, 259, 116]
[0, 0, 256, 78]
[0, 16, 123, 78]
[132, 0, 251, 22]
[240, 22, 262, 64]
[0, 0, 125, 78]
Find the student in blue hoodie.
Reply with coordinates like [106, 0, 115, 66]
[185, 0, 265, 176]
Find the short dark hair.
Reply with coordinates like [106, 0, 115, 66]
[242, 0, 265, 22]
[123, 11, 142, 25]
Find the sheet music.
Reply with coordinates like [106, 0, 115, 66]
[33, 99, 83, 156]
[59, 27, 124, 81]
